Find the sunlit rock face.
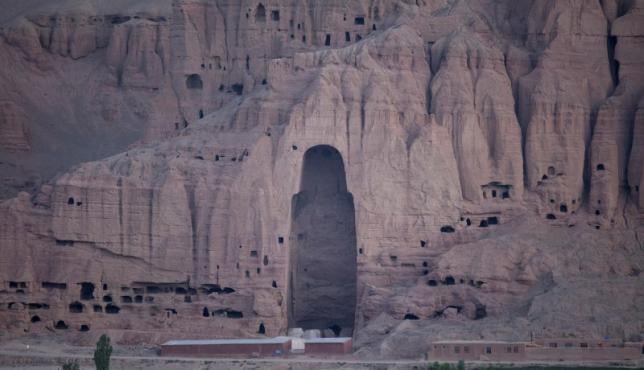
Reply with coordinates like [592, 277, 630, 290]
[0, 0, 642, 353]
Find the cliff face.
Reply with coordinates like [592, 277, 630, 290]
[0, 0, 642, 353]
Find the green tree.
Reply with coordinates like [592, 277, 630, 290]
[93, 334, 112, 370]
[457, 360, 465, 370]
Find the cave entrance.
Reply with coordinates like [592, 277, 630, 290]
[288, 145, 357, 335]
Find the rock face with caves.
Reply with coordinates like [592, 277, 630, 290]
[0, 0, 642, 356]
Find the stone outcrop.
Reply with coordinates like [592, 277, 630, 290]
[0, 0, 642, 357]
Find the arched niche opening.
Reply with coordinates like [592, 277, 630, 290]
[288, 145, 357, 335]
[186, 74, 203, 89]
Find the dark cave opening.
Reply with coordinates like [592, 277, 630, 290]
[186, 74, 203, 89]
[69, 301, 83, 313]
[79, 282, 94, 300]
[255, 4, 266, 22]
[289, 145, 357, 334]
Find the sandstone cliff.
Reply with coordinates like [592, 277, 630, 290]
[0, 0, 642, 357]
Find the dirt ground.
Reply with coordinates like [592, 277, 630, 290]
[0, 335, 642, 370]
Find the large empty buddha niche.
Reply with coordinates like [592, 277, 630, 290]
[289, 145, 357, 335]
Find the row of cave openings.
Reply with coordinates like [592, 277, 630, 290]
[539, 163, 629, 229]
[403, 302, 487, 321]
[403, 276, 488, 321]
[418, 216, 500, 244]
[250, 4, 379, 45]
[9, 281, 250, 325]
[186, 74, 246, 96]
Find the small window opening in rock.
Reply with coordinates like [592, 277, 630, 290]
[245, 55, 250, 71]
[548, 166, 555, 176]
[256, 4, 266, 22]
[102, 295, 112, 302]
[147, 286, 160, 294]
[68, 197, 74, 205]
[356, 34, 362, 41]
[271, 10, 279, 21]
[257, 268, 261, 274]
[502, 191, 510, 199]
[595, 209, 601, 215]
[354, 16, 365, 25]
[183, 120, 188, 128]
[134, 295, 143, 303]
[200, 63, 205, 69]
[227, 310, 243, 318]
[345, 32, 351, 42]
[422, 270, 429, 275]
[390, 255, 398, 262]
[324, 34, 331, 46]
[302, 35, 306, 43]
[546, 213, 556, 220]
[595, 225, 601, 230]
[597, 164, 605, 171]
[245, 270, 250, 278]
[272, 280, 277, 288]
[440, 225, 455, 233]
[69, 301, 83, 313]
[55, 320, 68, 330]
[186, 74, 203, 89]
[258, 323, 266, 334]
[262, 79, 267, 85]
[292, 145, 298, 150]
[80, 282, 94, 300]
[359, 248, 363, 254]
[443, 276, 455, 285]
[404, 313, 419, 320]
[422, 261, 428, 267]
[420, 240, 426, 247]
[492, 190, 497, 198]
[199, 109, 204, 119]
[231, 83, 244, 95]
[105, 303, 120, 314]
[560, 204, 568, 213]
[80, 324, 90, 332]
[278, 236, 284, 244]
[250, 250, 258, 257]
[42, 281, 66, 290]
[635, 186, 639, 192]
[487, 217, 498, 225]
[479, 219, 488, 227]
[202, 307, 209, 317]
[466, 218, 472, 226]
[31, 315, 40, 323]
[263, 256, 269, 266]
[542, 174, 548, 180]
[475, 304, 487, 320]
[372, 24, 376, 30]
[121, 296, 132, 303]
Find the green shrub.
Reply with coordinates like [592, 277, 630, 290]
[93, 334, 113, 370]
[61, 359, 80, 370]
[457, 360, 465, 370]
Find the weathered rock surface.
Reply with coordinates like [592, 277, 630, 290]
[0, 0, 642, 358]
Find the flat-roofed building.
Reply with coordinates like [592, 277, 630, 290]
[160, 337, 291, 357]
[429, 341, 527, 361]
[304, 337, 353, 355]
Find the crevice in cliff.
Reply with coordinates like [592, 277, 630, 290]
[607, 35, 619, 89]
[186, 185, 198, 281]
